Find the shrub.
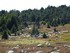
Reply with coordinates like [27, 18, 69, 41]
[31, 26, 39, 37]
[43, 33, 47, 38]
[53, 28, 58, 32]
[2, 30, 8, 39]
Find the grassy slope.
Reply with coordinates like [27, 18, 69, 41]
[0, 24, 70, 45]
[0, 32, 70, 45]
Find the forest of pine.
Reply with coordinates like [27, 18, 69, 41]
[0, 5, 70, 39]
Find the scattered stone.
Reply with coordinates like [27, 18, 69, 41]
[64, 44, 70, 48]
[26, 35, 30, 37]
[45, 42, 49, 45]
[24, 50, 28, 53]
[16, 45, 19, 47]
[45, 42, 51, 47]
[48, 33, 52, 37]
[36, 50, 43, 53]
[29, 27, 32, 30]
[37, 44, 43, 47]
[56, 49, 60, 52]
[50, 51, 60, 53]
[7, 50, 14, 53]
[20, 49, 24, 53]
[13, 44, 19, 49]
[54, 47, 58, 50]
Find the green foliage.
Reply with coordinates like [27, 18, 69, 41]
[0, 10, 20, 36]
[42, 33, 47, 38]
[53, 28, 58, 32]
[2, 30, 8, 40]
[47, 23, 51, 28]
[0, 5, 70, 38]
[11, 25, 17, 36]
[31, 26, 39, 37]
[23, 22, 28, 28]
[41, 21, 46, 25]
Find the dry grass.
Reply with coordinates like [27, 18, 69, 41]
[0, 24, 70, 53]
[0, 37, 47, 45]
[0, 32, 70, 46]
[0, 33, 70, 53]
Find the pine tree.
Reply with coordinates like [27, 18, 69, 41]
[31, 26, 39, 37]
[11, 25, 17, 36]
[43, 33, 47, 38]
[2, 30, 8, 39]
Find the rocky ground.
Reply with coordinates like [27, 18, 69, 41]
[0, 40, 70, 53]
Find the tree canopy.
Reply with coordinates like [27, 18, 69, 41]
[0, 5, 70, 38]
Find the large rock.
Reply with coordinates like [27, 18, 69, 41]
[64, 44, 70, 48]
[36, 50, 43, 53]
[45, 42, 51, 46]
[37, 44, 42, 47]
[50, 51, 60, 53]
[7, 50, 14, 53]
[45, 42, 49, 45]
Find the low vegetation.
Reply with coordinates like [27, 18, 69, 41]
[0, 5, 70, 39]
[0, 5, 70, 53]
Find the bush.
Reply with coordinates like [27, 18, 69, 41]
[53, 28, 58, 32]
[41, 21, 46, 25]
[47, 24, 50, 28]
[2, 31, 8, 39]
[42, 33, 47, 38]
[31, 26, 39, 37]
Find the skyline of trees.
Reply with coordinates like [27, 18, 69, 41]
[0, 5, 70, 39]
